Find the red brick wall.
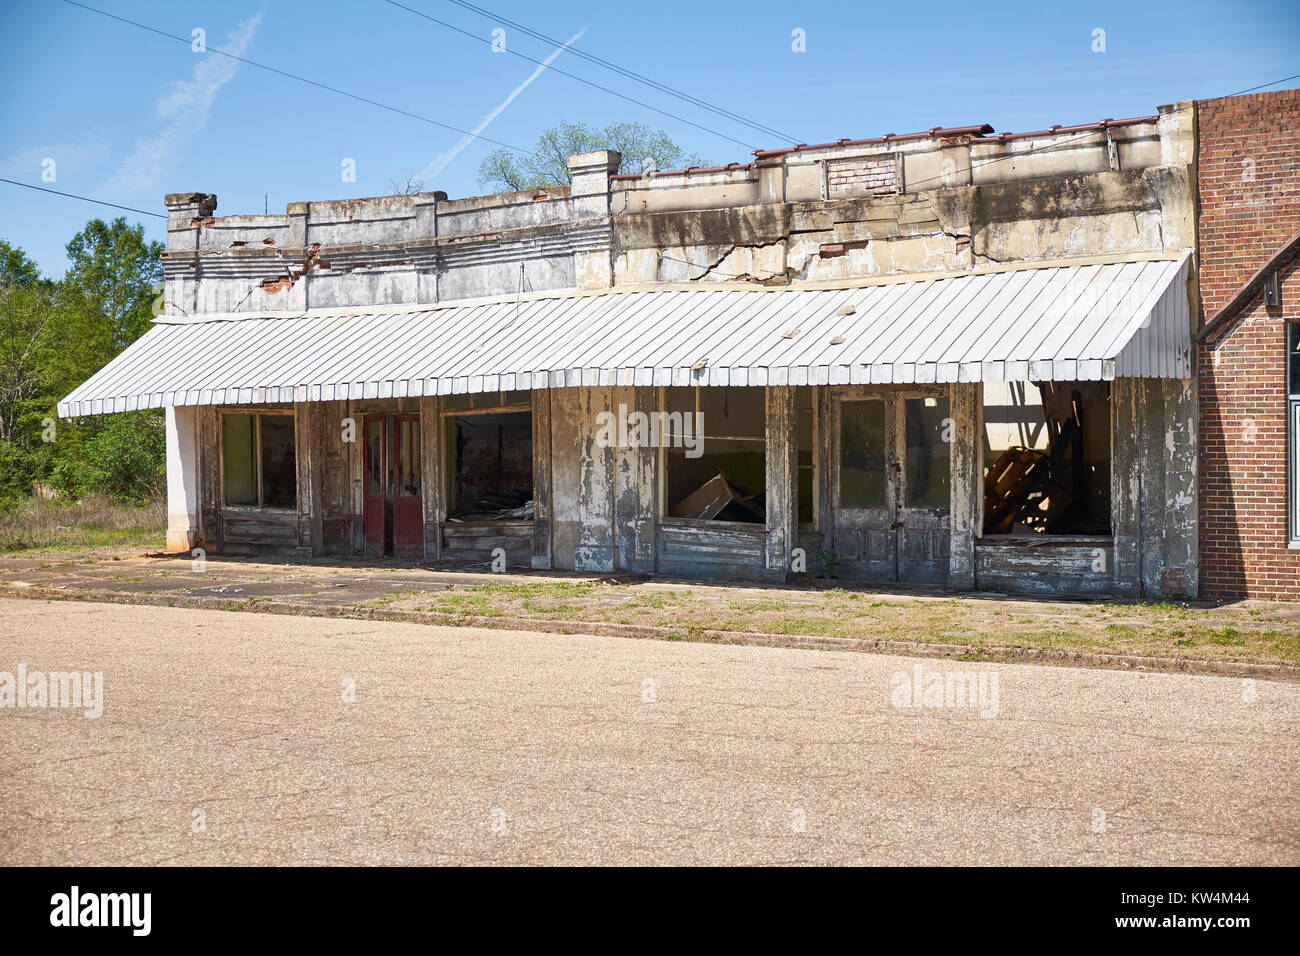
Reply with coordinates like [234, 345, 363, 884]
[1196, 88, 1300, 599]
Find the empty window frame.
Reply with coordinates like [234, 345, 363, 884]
[221, 412, 297, 509]
[442, 394, 533, 520]
[982, 381, 1111, 534]
[662, 386, 766, 523]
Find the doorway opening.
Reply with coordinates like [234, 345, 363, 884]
[832, 389, 951, 583]
[363, 414, 423, 557]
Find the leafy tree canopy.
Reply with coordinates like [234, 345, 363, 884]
[0, 240, 42, 288]
[478, 121, 708, 192]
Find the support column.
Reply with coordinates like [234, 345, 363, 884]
[419, 395, 442, 562]
[294, 402, 324, 555]
[1111, 378, 1142, 596]
[165, 406, 200, 553]
[947, 382, 983, 590]
[531, 389, 553, 569]
[765, 385, 798, 576]
[614, 385, 656, 573]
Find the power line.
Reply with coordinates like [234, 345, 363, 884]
[903, 65, 1300, 195]
[382, 0, 760, 151]
[1223, 70, 1300, 97]
[442, 0, 799, 145]
[60, 0, 534, 155]
[0, 178, 167, 219]
[9, 63, 1300, 254]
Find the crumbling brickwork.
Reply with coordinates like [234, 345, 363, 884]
[826, 155, 898, 198]
[1197, 88, 1300, 598]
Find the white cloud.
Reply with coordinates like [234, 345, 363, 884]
[99, 11, 263, 195]
[0, 128, 115, 180]
[417, 27, 587, 183]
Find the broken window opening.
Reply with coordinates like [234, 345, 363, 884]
[663, 386, 766, 523]
[443, 402, 533, 521]
[221, 411, 297, 510]
[982, 380, 1110, 535]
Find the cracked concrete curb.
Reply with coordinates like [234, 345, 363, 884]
[5, 583, 1296, 683]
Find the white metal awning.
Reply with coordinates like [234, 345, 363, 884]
[59, 252, 1192, 417]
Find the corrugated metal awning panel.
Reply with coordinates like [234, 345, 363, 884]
[58, 254, 1191, 416]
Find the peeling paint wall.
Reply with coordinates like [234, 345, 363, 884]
[161, 108, 1194, 319]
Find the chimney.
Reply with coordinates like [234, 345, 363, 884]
[567, 151, 621, 213]
[164, 192, 217, 252]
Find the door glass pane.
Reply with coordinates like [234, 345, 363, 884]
[366, 420, 383, 496]
[397, 419, 420, 497]
[259, 415, 297, 509]
[840, 399, 886, 508]
[904, 397, 950, 509]
[222, 414, 256, 506]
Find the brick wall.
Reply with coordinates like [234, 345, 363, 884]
[827, 155, 898, 198]
[1196, 88, 1300, 598]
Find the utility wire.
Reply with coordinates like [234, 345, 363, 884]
[902, 65, 1299, 195]
[1223, 70, 1300, 97]
[382, 0, 760, 151]
[60, 0, 534, 154]
[7, 64, 1299, 249]
[0, 177, 167, 219]
[442, 0, 800, 145]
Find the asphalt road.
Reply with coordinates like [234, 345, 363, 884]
[0, 598, 1295, 865]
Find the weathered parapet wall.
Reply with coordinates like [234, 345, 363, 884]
[611, 107, 1197, 286]
[160, 151, 619, 315]
[161, 106, 1197, 317]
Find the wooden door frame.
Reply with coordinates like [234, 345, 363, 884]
[826, 385, 951, 581]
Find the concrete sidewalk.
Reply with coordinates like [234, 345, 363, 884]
[0, 549, 1297, 678]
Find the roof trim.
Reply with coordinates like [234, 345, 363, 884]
[1197, 229, 1300, 342]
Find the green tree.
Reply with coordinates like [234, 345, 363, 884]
[0, 222, 166, 504]
[478, 121, 708, 192]
[50, 410, 165, 500]
[49, 218, 163, 397]
[0, 240, 42, 287]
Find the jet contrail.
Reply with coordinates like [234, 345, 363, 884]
[419, 27, 587, 182]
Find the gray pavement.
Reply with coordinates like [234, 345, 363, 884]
[0, 598, 1295, 865]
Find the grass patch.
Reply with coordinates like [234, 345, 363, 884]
[0, 494, 164, 554]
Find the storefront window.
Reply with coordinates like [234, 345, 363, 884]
[222, 412, 297, 509]
[444, 402, 533, 520]
[663, 387, 766, 523]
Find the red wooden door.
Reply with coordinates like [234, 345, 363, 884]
[363, 414, 424, 557]
[363, 416, 386, 554]
[392, 415, 424, 556]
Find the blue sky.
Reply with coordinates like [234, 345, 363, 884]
[2, 0, 1297, 276]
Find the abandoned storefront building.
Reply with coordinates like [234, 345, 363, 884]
[60, 102, 1206, 597]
